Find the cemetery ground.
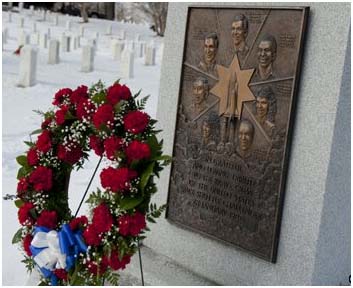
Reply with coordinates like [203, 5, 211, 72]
[2, 8, 163, 285]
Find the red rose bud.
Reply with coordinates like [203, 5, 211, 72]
[92, 203, 113, 234]
[53, 269, 68, 281]
[107, 84, 131, 106]
[18, 202, 35, 226]
[123, 110, 149, 134]
[17, 177, 29, 193]
[69, 215, 88, 231]
[70, 85, 88, 104]
[89, 135, 104, 156]
[23, 234, 33, 256]
[100, 167, 137, 193]
[41, 118, 52, 129]
[55, 105, 69, 125]
[125, 140, 151, 163]
[57, 143, 83, 165]
[76, 99, 95, 120]
[53, 88, 72, 106]
[83, 225, 102, 246]
[36, 130, 52, 153]
[109, 251, 131, 270]
[36, 210, 57, 229]
[103, 136, 123, 160]
[27, 147, 39, 166]
[93, 104, 114, 130]
[29, 166, 53, 191]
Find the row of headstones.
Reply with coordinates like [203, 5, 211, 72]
[111, 40, 156, 65]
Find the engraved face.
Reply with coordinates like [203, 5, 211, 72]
[257, 40, 275, 68]
[238, 121, 254, 151]
[204, 37, 217, 64]
[256, 96, 269, 119]
[232, 20, 247, 47]
[193, 80, 206, 105]
[202, 122, 211, 139]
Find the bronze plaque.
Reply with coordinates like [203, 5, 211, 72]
[166, 6, 309, 262]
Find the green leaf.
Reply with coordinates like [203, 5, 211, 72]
[30, 128, 43, 135]
[17, 167, 27, 179]
[133, 89, 142, 99]
[91, 91, 106, 104]
[114, 100, 127, 113]
[65, 110, 76, 120]
[114, 79, 121, 85]
[15, 199, 24, 208]
[24, 141, 35, 147]
[120, 196, 144, 210]
[147, 135, 161, 158]
[16, 155, 28, 167]
[29, 208, 37, 219]
[139, 162, 155, 192]
[12, 228, 23, 244]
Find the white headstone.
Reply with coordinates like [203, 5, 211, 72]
[112, 40, 124, 61]
[43, 10, 47, 21]
[8, 11, 12, 23]
[79, 26, 85, 37]
[144, 45, 156, 66]
[39, 33, 48, 49]
[30, 32, 39, 45]
[32, 22, 37, 32]
[48, 39, 60, 64]
[139, 41, 146, 58]
[66, 20, 72, 31]
[61, 35, 70, 52]
[106, 24, 112, 35]
[120, 30, 126, 40]
[88, 39, 97, 53]
[53, 14, 58, 26]
[70, 36, 78, 50]
[19, 17, 24, 28]
[121, 49, 134, 78]
[18, 45, 37, 87]
[18, 2, 24, 13]
[94, 32, 99, 39]
[47, 28, 51, 39]
[81, 45, 94, 72]
[77, 36, 81, 48]
[135, 34, 141, 42]
[29, 5, 34, 15]
[18, 31, 30, 46]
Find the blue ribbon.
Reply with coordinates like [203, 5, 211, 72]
[30, 224, 88, 285]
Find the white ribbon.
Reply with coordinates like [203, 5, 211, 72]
[31, 230, 67, 271]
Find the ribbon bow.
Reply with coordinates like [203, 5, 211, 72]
[30, 224, 87, 285]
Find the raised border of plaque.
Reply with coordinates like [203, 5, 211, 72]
[166, 6, 310, 263]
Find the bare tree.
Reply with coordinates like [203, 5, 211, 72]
[78, 3, 89, 23]
[135, 3, 168, 36]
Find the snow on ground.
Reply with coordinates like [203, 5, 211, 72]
[2, 9, 163, 286]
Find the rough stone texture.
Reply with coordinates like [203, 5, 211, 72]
[18, 45, 37, 87]
[145, 2, 351, 286]
[48, 39, 60, 64]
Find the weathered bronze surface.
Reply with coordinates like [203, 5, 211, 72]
[166, 6, 309, 262]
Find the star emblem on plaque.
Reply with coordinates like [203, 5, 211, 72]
[167, 7, 309, 262]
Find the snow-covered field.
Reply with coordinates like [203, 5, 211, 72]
[2, 9, 163, 286]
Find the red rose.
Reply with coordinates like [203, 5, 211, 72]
[89, 135, 104, 156]
[27, 147, 39, 166]
[41, 118, 52, 129]
[57, 143, 83, 165]
[93, 104, 114, 130]
[55, 105, 69, 125]
[100, 167, 137, 193]
[92, 203, 113, 234]
[53, 269, 68, 281]
[29, 166, 53, 191]
[17, 177, 29, 194]
[123, 110, 149, 134]
[69, 216, 88, 231]
[76, 99, 95, 120]
[83, 225, 102, 246]
[70, 85, 88, 104]
[18, 202, 35, 226]
[86, 257, 109, 276]
[36, 210, 57, 229]
[125, 140, 151, 163]
[36, 130, 52, 153]
[23, 234, 33, 256]
[107, 84, 131, 106]
[118, 212, 146, 236]
[53, 88, 72, 106]
[109, 251, 131, 270]
[103, 136, 123, 160]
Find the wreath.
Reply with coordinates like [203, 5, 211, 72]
[12, 80, 170, 285]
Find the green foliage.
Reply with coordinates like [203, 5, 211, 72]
[139, 162, 155, 192]
[30, 128, 43, 135]
[21, 256, 35, 273]
[104, 270, 120, 286]
[24, 141, 35, 147]
[120, 195, 144, 210]
[15, 199, 24, 208]
[147, 203, 167, 223]
[135, 95, 149, 110]
[16, 155, 28, 167]
[12, 228, 23, 244]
